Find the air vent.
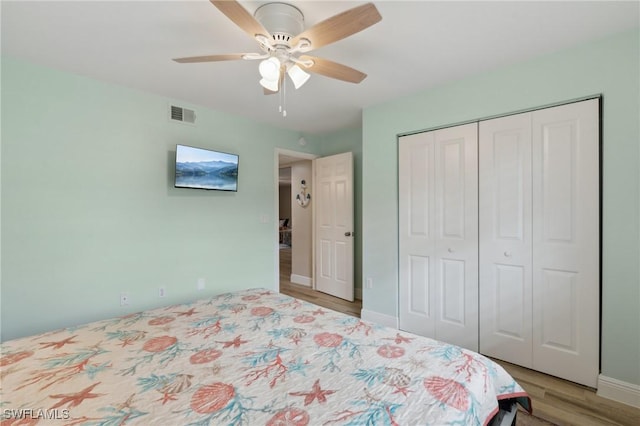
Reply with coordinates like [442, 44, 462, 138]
[170, 105, 196, 125]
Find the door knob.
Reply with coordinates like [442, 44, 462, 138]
[504, 251, 512, 257]
[345, 232, 353, 237]
[448, 248, 455, 253]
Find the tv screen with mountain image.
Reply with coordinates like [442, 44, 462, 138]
[175, 144, 238, 191]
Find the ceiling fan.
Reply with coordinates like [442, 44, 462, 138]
[173, 1, 382, 96]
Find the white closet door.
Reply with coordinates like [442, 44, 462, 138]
[532, 99, 600, 387]
[434, 124, 479, 351]
[479, 99, 600, 387]
[479, 113, 533, 366]
[399, 131, 437, 339]
[399, 123, 478, 351]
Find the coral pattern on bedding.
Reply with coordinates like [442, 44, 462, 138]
[1, 288, 530, 425]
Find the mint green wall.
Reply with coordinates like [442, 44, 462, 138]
[0, 57, 3, 335]
[308, 127, 363, 296]
[0, 57, 321, 341]
[362, 29, 640, 386]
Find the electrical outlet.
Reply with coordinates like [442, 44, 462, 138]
[120, 292, 130, 306]
[159, 287, 166, 298]
[197, 278, 205, 291]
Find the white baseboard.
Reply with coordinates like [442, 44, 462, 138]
[361, 309, 398, 329]
[597, 375, 640, 408]
[290, 274, 312, 287]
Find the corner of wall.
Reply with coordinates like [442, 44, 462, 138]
[360, 309, 398, 329]
[597, 375, 640, 408]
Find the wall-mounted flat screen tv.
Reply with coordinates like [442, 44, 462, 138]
[175, 144, 239, 191]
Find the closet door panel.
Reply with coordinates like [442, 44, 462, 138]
[408, 255, 431, 318]
[440, 140, 465, 238]
[494, 264, 527, 337]
[479, 113, 533, 366]
[532, 99, 600, 388]
[399, 123, 478, 351]
[434, 124, 478, 351]
[399, 132, 437, 337]
[540, 269, 578, 351]
[440, 258, 465, 323]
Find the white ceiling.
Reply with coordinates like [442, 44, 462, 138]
[2, 1, 638, 134]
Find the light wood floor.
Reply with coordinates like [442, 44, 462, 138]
[494, 360, 640, 426]
[279, 246, 361, 317]
[278, 247, 639, 426]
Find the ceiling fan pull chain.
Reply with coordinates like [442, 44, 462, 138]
[278, 75, 283, 114]
[282, 77, 287, 117]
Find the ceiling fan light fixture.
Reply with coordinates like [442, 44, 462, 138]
[259, 57, 281, 81]
[260, 77, 279, 92]
[287, 64, 310, 89]
[174, 1, 382, 108]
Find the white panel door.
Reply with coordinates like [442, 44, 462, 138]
[479, 113, 533, 366]
[399, 123, 478, 351]
[315, 152, 354, 301]
[399, 131, 437, 338]
[531, 99, 600, 387]
[434, 124, 479, 351]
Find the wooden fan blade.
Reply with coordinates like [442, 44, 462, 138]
[300, 55, 367, 84]
[210, 0, 271, 40]
[173, 54, 246, 63]
[290, 3, 381, 51]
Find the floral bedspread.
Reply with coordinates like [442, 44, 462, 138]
[1, 288, 529, 425]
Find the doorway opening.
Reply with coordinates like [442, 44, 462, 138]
[278, 165, 293, 290]
[277, 150, 314, 295]
[275, 148, 362, 317]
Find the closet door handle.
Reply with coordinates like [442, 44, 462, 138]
[504, 251, 512, 257]
[448, 248, 455, 253]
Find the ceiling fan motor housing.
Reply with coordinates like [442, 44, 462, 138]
[254, 2, 304, 47]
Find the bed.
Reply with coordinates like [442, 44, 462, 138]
[1, 288, 530, 425]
